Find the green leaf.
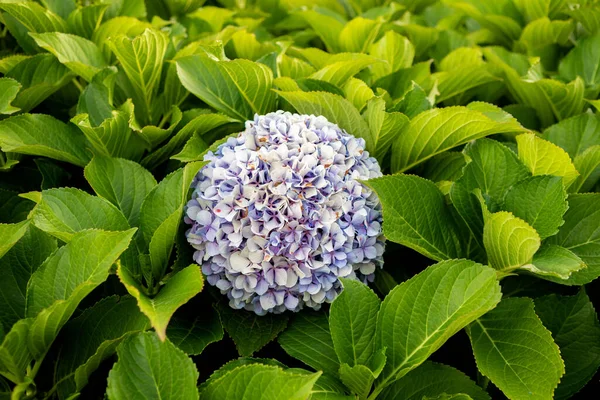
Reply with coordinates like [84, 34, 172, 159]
[0, 2, 67, 34]
[176, 54, 276, 122]
[107, 29, 169, 126]
[559, 32, 600, 89]
[107, 332, 199, 400]
[26, 229, 136, 358]
[76, 67, 117, 127]
[571, 145, 600, 193]
[0, 114, 90, 167]
[542, 113, 600, 159]
[35, 158, 71, 190]
[279, 311, 339, 373]
[308, 54, 377, 87]
[149, 207, 181, 281]
[339, 363, 378, 399]
[66, 4, 107, 39]
[5, 54, 73, 112]
[524, 244, 586, 280]
[391, 102, 527, 173]
[330, 279, 381, 367]
[275, 90, 373, 152]
[54, 295, 151, 398]
[43, 0, 76, 20]
[84, 156, 157, 226]
[199, 363, 320, 400]
[27, 188, 130, 242]
[365, 174, 464, 261]
[216, 301, 288, 357]
[369, 31, 414, 81]
[391, 82, 433, 118]
[298, 10, 344, 53]
[534, 291, 600, 400]
[467, 297, 565, 400]
[0, 78, 20, 115]
[483, 211, 541, 272]
[343, 78, 375, 113]
[118, 264, 204, 341]
[457, 138, 530, 211]
[565, 5, 600, 34]
[378, 361, 490, 400]
[363, 97, 410, 161]
[374, 61, 432, 100]
[166, 309, 223, 356]
[338, 17, 382, 53]
[0, 319, 33, 383]
[0, 226, 56, 331]
[0, 220, 28, 260]
[375, 259, 501, 391]
[546, 194, 600, 285]
[31, 32, 107, 82]
[311, 374, 352, 400]
[517, 133, 579, 187]
[503, 175, 568, 239]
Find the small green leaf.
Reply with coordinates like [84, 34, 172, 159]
[216, 301, 288, 357]
[27, 188, 130, 242]
[84, 156, 157, 226]
[166, 309, 223, 356]
[279, 311, 339, 373]
[571, 145, 600, 193]
[517, 133, 579, 187]
[378, 361, 490, 400]
[363, 97, 409, 161]
[467, 297, 565, 400]
[535, 291, 600, 400]
[309, 54, 378, 87]
[118, 264, 204, 341]
[107, 332, 199, 400]
[339, 363, 378, 399]
[0, 114, 90, 167]
[523, 244, 586, 280]
[199, 363, 320, 400]
[376, 259, 501, 390]
[177, 54, 276, 122]
[0, 78, 21, 115]
[503, 175, 568, 239]
[558, 32, 600, 89]
[0, 319, 33, 383]
[31, 32, 107, 82]
[546, 194, 600, 285]
[0, 220, 29, 259]
[366, 174, 464, 261]
[391, 102, 527, 173]
[54, 295, 151, 398]
[26, 229, 136, 358]
[66, 4, 107, 39]
[330, 279, 381, 367]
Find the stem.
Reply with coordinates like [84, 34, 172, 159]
[157, 109, 172, 129]
[71, 78, 84, 93]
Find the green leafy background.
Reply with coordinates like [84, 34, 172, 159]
[0, 0, 599, 399]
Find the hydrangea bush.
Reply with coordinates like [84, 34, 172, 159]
[184, 112, 384, 314]
[0, 0, 599, 399]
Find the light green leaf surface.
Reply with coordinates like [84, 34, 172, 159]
[0, 114, 90, 167]
[524, 244, 586, 280]
[375, 259, 501, 392]
[0, 220, 29, 260]
[107, 332, 199, 400]
[542, 113, 600, 159]
[366, 174, 464, 261]
[369, 31, 414, 81]
[571, 145, 600, 193]
[467, 297, 565, 400]
[0, 78, 21, 115]
[118, 265, 204, 341]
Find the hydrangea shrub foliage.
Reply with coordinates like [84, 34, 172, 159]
[0, 1, 599, 400]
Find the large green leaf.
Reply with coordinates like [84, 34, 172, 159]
[5, 54, 73, 112]
[107, 332, 199, 400]
[275, 90, 373, 152]
[558, 32, 600, 89]
[369, 31, 414, 81]
[176, 54, 276, 121]
[54, 295, 151, 398]
[0, 114, 90, 167]
[26, 229, 136, 358]
[378, 362, 490, 400]
[517, 133, 579, 187]
[374, 259, 501, 393]
[216, 301, 288, 357]
[467, 297, 565, 400]
[118, 264, 204, 341]
[330, 279, 381, 367]
[542, 113, 600, 159]
[0, 226, 56, 331]
[502, 175, 568, 239]
[199, 363, 321, 400]
[391, 102, 527, 173]
[546, 194, 600, 285]
[107, 29, 169, 126]
[30, 32, 107, 82]
[279, 311, 339, 373]
[84, 156, 157, 226]
[308, 54, 378, 87]
[366, 174, 464, 261]
[26, 188, 130, 242]
[534, 291, 600, 400]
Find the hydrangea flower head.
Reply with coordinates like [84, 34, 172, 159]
[184, 111, 385, 315]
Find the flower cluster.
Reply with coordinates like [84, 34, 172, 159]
[184, 111, 385, 314]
